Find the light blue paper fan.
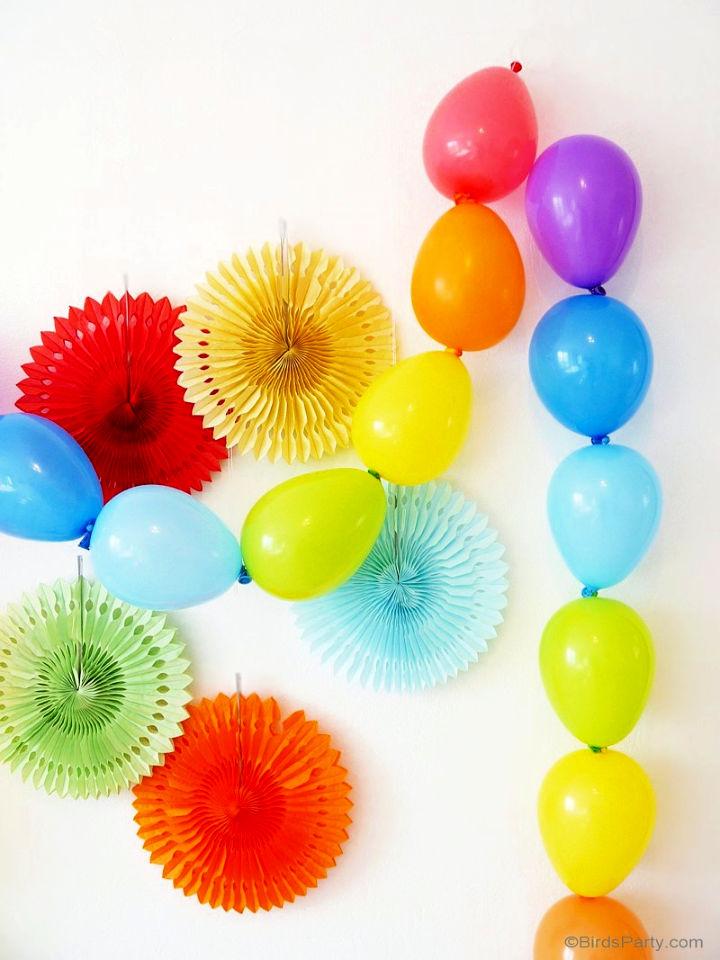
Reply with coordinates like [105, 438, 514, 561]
[295, 482, 509, 691]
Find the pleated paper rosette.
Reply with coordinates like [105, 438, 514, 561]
[17, 292, 227, 500]
[0, 578, 192, 798]
[295, 482, 509, 691]
[175, 242, 394, 462]
[133, 692, 352, 912]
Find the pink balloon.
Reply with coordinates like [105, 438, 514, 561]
[423, 66, 538, 203]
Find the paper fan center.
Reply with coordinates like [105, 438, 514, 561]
[253, 309, 333, 394]
[200, 762, 287, 845]
[102, 379, 166, 441]
[377, 560, 432, 613]
[35, 644, 126, 736]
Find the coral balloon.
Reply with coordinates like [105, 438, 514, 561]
[534, 895, 652, 959]
[241, 469, 386, 600]
[526, 135, 642, 289]
[351, 351, 472, 484]
[411, 203, 525, 351]
[540, 597, 654, 747]
[538, 749, 655, 897]
[423, 66, 537, 203]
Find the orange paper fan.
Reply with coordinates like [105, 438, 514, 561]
[133, 692, 352, 912]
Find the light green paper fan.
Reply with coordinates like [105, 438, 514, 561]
[0, 578, 192, 798]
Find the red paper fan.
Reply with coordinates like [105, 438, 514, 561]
[17, 292, 227, 500]
[132, 692, 352, 913]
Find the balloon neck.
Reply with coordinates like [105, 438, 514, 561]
[78, 521, 95, 551]
[367, 469, 382, 481]
[581, 586, 598, 599]
[445, 346, 463, 358]
[510, 60, 522, 73]
[588, 285, 607, 296]
[238, 564, 252, 585]
[591, 434, 610, 446]
[588, 744, 604, 753]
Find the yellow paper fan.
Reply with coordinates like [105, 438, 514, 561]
[175, 243, 394, 463]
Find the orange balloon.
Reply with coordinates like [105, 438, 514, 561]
[534, 896, 652, 959]
[411, 202, 525, 351]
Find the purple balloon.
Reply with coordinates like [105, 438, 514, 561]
[525, 134, 642, 289]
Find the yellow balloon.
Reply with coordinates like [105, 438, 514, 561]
[351, 350, 471, 484]
[538, 749, 655, 897]
[240, 468, 386, 600]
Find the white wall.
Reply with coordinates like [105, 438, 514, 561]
[1, 2, 718, 957]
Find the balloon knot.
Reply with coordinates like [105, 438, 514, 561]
[510, 60, 522, 73]
[238, 564, 252, 585]
[581, 586, 598, 599]
[367, 469, 381, 481]
[591, 434, 610, 445]
[588, 285, 606, 296]
[589, 745, 604, 753]
[78, 521, 94, 551]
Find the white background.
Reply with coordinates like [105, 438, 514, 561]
[1, 1, 718, 957]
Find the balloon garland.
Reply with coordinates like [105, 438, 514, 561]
[17, 292, 228, 500]
[0, 59, 670, 939]
[526, 133, 660, 952]
[133, 692, 352, 912]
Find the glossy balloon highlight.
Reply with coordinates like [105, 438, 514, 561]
[530, 295, 652, 438]
[352, 351, 472, 484]
[526, 135, 642, 289]
[411, 203, 525, 351]
[540, 597, 654, 747]
[0, 413, 102, 541]
[423, 66, 537, 203]
[90, 485, 241, 609]
[241, 469, 386, 600]
[548, 444, 661, 590]
[538, 749, 655, 897]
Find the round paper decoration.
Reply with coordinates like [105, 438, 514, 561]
[17, 292, 228, 500]
[0, 578, 192, 798]
[133, 692, 352, 912]
[175, 242, 394, 463]
[295, 482, 509, 690]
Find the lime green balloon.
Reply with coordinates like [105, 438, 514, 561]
[540, 597, 654, 748]
[241, 468, 386, 600]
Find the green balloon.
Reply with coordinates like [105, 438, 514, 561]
[241, 468, 386, 600]
[540, 597, 654, 748]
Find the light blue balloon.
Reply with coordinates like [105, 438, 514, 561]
[0, 413, 102, 541]
[548, 444, 661, 590]
[530, 295, 652, 439]
[90, 485, 241, 609]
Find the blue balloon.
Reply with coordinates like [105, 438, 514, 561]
[90, 485, 241, 609]
[548, 444, 661, 590]
[530, 295, 652, 438]
[0, 413, 102, 541]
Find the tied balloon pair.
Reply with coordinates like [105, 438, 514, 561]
[526, 127, 660, 955]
